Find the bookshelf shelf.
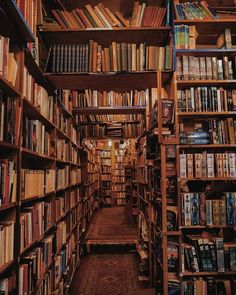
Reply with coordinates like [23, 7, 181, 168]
[179, 177, 236, 181]
[177, 111, 236, 117]
[21, 191, 55, 205]
[0, 75, 21, 96]
[23, 98, 56, 129]
[0, 202, 17, 212]
[73, 106, 146, 115]
[45, 72, 157, 90]
[177, 80, 236, 87]
[175, 48, 236, 56]
[0, 141, 19, 150]
[0, 0, 35, 43]
[0, 260, 15, 276]
[179, 144, 236, 149]
[21, 147, 56, 161]
[40, 27, 171, 47]
[181, 271, 236, 277]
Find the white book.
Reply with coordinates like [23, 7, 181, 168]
[180, 154, 187, 178]
[207, 153, 215, 178]
[228, 152, 236, 177]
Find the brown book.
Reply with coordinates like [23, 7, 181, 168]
[71, 10, 86, 28]
[104, 47, 110, 72]
[227, 117, 235, 143]
[127, 43, 132, 71]
[60, 10, 76, 28]
[116, 43, 121, 71]
[92, 42, 98, 72]
[83, 9, 98, 27]
[131, 43, 137, 71]
[212, 200, 220, 225]
[85, 4, 104, 27]
[105, 7, 122, 27]
[225, 28, 232, 49]
[150, 7, 159, 27]
[115, 11, 129, 27]
[76, 9, 93, 28]
[64, 11, 79, 28]
[121, 43, 128, 71]
[101, 49, 105, 72]
[130, 2, 140, 27]
[94, 6, 112, 28]
[97, 3, 116, 27]
[51, 10, 67, 28]
[148, 46, 156, 70]
[112, 42, 118, 72]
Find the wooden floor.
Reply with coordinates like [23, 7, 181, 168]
[86, 207, 138, 252]
[69, 206, 155, 295]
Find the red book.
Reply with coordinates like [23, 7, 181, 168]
[141, 6, 149, 27]
[75, 8, 93, 28]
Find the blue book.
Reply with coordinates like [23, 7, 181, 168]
[176, 4, 185, 20]
[226, 192, 235, 225]
[191, 193, 199, 225]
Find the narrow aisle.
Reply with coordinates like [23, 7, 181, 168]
[70, 207, 155, 295]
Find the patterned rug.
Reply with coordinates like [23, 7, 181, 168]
[86, 208, 138, 243]
[70, 254, 153, 295]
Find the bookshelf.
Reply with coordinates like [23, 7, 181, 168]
[0, 2, 86, 294]
[98, 145, 112, 206]
[173, 1, 236, 294]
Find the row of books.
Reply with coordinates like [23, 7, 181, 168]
[55, 194, 69, 222]
[23, 67, 55, 122]
[182, 236, 236, 273]
[101, 175, 111, 181]
[16, 0, 38, 36]
[174, 1, 218, 20]
[19, 236, 54, 294]
[0, 93, 20, 145]
[21, 169, 55, 199]
[57, 139, 69, 162]
[57, 167, 69, 190]
[0, 221, 14, 268]
[182, 277, 236, 295]
[174, 25, 198, 50]
[20, 202, 53, 252]
[72, 89, 149, 107]
[0, 160, 17, 205]
[71, 168, 81, 186]
[175, 26, 233, 50]
[100, 151, 111, 158]
[46, 43, 172, 73]
[177, 87, 236, 113]
[180, 118, 236, 144]
[0, 36, 19, 87]
[23, 117, 52, 155]
[56, 106, 69, 135]
[176, 55, 234, 81]
[181, 192, 236, 226]
[49, 3, 166, 29]
[56, 90, 73, 114]
[115, 198, 126, 205]
[179, 152, 236, 179]
[76, 113, 141, 124]
[0, 277, 15, 294]
[101, 166, 111, 174]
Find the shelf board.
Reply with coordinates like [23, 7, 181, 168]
[0, 260, 15, 276]
[180, 225, 234, 229]
[40, 27, 171, 47]
[0, 141, 19, 151]
[21, 191, 55, 205]
[73, 106, 146, 115]
[0, 75, 21, 96]
[0, 0, 35, 43]
[0, 202, 17, 212]
[177, 80, 236, 87]
[44, 72, 157, 90]
[174, 19, 236, 35]
[23, 98, 56, 130]
[179, 144, 236, 149]
[21, 147, 56, 161]
[178, 111, 236, 117]
[179, 177, 236, 181]
[181, 271, 236, 277]
[175, 48, 236, 56]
